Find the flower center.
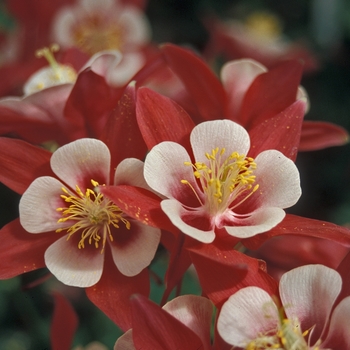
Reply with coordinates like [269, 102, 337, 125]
[71, 15, 124, 55]
[56, 179, 130, 253]
[245, 305, 311, 350]
[181, 148, 259, 215]
[244, 11, 282, 42]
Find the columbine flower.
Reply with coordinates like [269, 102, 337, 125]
[51, 0, 151, 56]
[205, 10, 318, 72]
[217, 264, 350, 349]
[144, 119, 301, 243]
[19, 138, 160, 287]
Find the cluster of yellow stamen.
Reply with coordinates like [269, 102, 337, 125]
[245, 306, 312, 350]
[181, 148, 259, 215]
[72, 16, 123, 55]
[56, 180, 130, 253]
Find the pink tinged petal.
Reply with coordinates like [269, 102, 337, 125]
[224, 207, 286, 239]
[0, 219, 62, 279]
[163, 295, 213, 350]
[114, 330, 135, 350]
[190, 120, 250, 164]
[161, 199, 215, 243]
[50, 138, 111, 189]
[221, 59, 266, 120]
[105, 52, 145, 86]
[19, 176, 66, 233]
[51, 292, 78, 350]
[321, 297, 350, 349]
[82, 50, 123, 79]
[114, 158, 149, 189]
[252, 149, 301, 208]
[44, 235, 104, 287]
[299, 120, 349, 151]
[217, 286, 278, 346]
[109, 222, 160, 276]
[279, 264, 342, 342]
[144, 141, 202, 204]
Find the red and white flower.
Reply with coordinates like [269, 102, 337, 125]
[144, 119, 301, 243]
[19, 138, 160, 287]
[217, 264, 350, 349]
[51, 0, 151, 56]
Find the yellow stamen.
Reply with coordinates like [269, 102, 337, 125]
[72, 15, 124, 55]
[34, 44, 77, 85]
[181, 148, 258, 215]
[56, 179, 130, 253]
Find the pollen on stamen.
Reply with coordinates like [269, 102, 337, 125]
[55, 180, 131, 253]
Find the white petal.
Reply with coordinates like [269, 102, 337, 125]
[217, 286, 278, 346]
[321, 297, 350, 348]
[23, 65, 76, 95]
[118, 7, 151, 47]
[114, 158, 150, 190]
[114, 330, 135, 350]
[280, 264, 342, 341]
[253, 150, 301, 208]
[221, 59, 266, 118]
[110, 222, 160, 276]
[81, 50, 123, 77]
[45, 236, 104, 287]
[51, 7, 76, 47]
[144, 142, 202, 202]
[105, 52, 145, 86]
[19, 177, 66, 233]
[223, 206, 285, 238]
[161, 199, 215, 243]
[190, 120, 250, 165]
[50, 138, 111, 189]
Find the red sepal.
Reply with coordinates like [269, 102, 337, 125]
[248, 99, 306, 161]
[299, 120, 349, 151]
[0, 219, 62, 279]
[86, 250, 150, 331]
[130, 294, 204, 350]
[50, 292, 78, 350]
[64, 69, 122, 139]
[161, 43, 227, 122]
[100, 185, 176, 234]
[335, 251, 350, 303]
[101, 83, 147, 170]
[160, 233, 192, 305]
[240, 60, 303, 129]
[243, 214, 350, 250]
[136, 87, 195, 150]
[0, 137, 53, 194]
[189, 241, 278, 308]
